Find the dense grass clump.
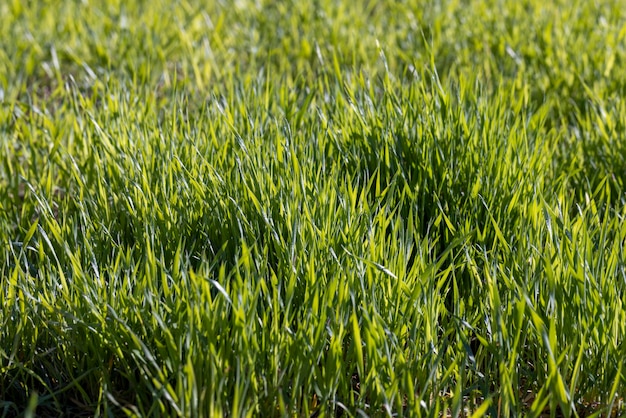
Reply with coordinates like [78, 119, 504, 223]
[1, 0, 625, 416]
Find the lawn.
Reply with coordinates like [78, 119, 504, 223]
[1, 0, 625, 416]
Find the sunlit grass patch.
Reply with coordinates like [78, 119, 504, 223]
[1, 0, 625, 416]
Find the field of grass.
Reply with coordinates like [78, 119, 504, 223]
[1, 0, 626, 416]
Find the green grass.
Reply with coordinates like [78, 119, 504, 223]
[1, 0, 626, 416]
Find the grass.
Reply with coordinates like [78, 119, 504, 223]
[1, 0, 625, 416]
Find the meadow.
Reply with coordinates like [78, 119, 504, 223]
[1, 0, 625, 416]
